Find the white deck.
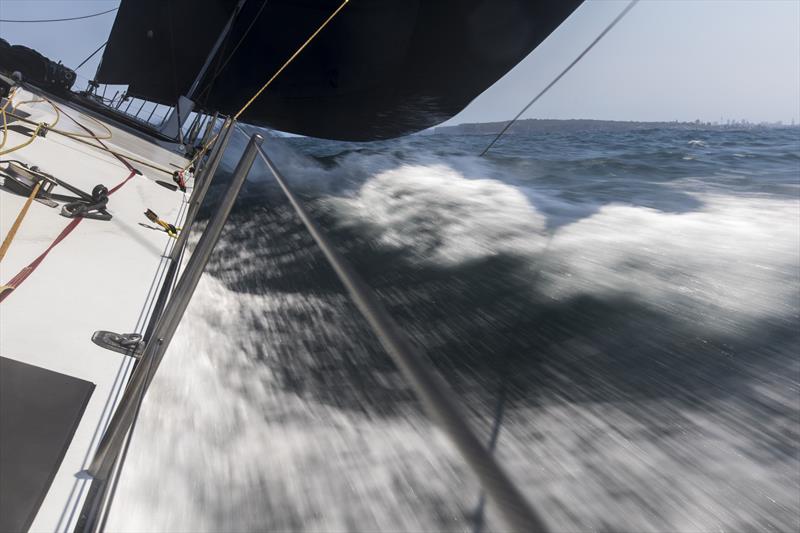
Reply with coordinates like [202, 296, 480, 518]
[0, 87, 189, 532]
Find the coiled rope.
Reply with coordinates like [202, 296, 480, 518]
[1, 0, 348, 177]
[3, 107, 169, 173]
[11, 96, 44, 111]
[0, 168, 137, 300]
[0, 95, 61, 156]
[0, 90, 173, 262]
[0, 122, 45, 156]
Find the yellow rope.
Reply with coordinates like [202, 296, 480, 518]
[0, 91, 120, 261]
[0, 122, 45, 156]
[11, 96, 43, 112]
[1, 0, 347, 169]
[0, 109, 6, 150]
[47, 100, 112, 140]
[156, 219, 181, 238]
[1, 87, 17, 111]
[0, 0, 349, 261]
[44, 97, 61, 129]
[184, 126, 221, 171]
[60, 111, 113, 140]
[0, 180, 42, 262]
[0, 87, 19, 150]
[183, 0, 349, 171]
[234, 0, 349, 121]
[0, 107, 8, 151]
[1, 89, 110, 155]
[0, 91, 60, 156]
[4, 110, 172, 174]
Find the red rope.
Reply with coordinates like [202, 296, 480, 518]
[0, 169, 136, 303]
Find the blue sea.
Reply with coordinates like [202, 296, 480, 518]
[110, 127, 800, 532]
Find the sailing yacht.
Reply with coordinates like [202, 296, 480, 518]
[0, 1, 582, 531]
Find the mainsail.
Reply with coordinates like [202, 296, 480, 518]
[96, 0, 582, 141]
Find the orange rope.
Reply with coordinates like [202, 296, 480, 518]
[0, 180, 42, 262]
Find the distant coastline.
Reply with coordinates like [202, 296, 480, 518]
[429, 118, 797, 135]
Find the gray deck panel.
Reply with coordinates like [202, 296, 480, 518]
[0, 356, 94, 533]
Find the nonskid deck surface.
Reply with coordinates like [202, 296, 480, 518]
[0, 86, 189, 532]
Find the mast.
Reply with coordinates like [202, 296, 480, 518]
[185, 0, 247, 100]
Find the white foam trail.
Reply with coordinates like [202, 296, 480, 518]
[328, 160, 799, 328]
[107, 147, 800, 532]
[107, 276, 477, 532]
[328, 164, 548, 266]
[542, 194, 800, 328]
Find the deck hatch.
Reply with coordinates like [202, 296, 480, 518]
[0, 356, 94, 532]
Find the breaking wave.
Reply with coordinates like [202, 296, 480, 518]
[108, 127, 800, 532]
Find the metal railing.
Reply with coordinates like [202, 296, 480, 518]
[76, 122, 258, 532]
[89, 126, 257, 474]
[88, 87, 215, 140]
[77, 125, 547, 533]
[140, 118, 235, 344]
[256, 147, 546, 533]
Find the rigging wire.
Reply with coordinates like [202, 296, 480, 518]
[479, 0, 639, 157]
[233, 0, 349, 120]
[182, 0, 348, 172]
[196, 1, 247, 107]
[0, 7, 118, 23]
[198, 1, 269, 101]
[469, 234, 554, 532]
[196, 0, 270, 102]
[166, 1, 184, 140]
[74, 40, 108, 72]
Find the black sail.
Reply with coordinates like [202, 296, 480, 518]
[97, 0, 582, 141]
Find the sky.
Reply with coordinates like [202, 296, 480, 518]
[1, 0, 798, 125]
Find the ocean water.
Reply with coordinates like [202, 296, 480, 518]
[108, 127, 800, 532]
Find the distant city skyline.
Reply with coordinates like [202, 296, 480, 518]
[429, 117, 798, 140]
[1, 0, 798, 126]
[443, 0, 800, 126]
